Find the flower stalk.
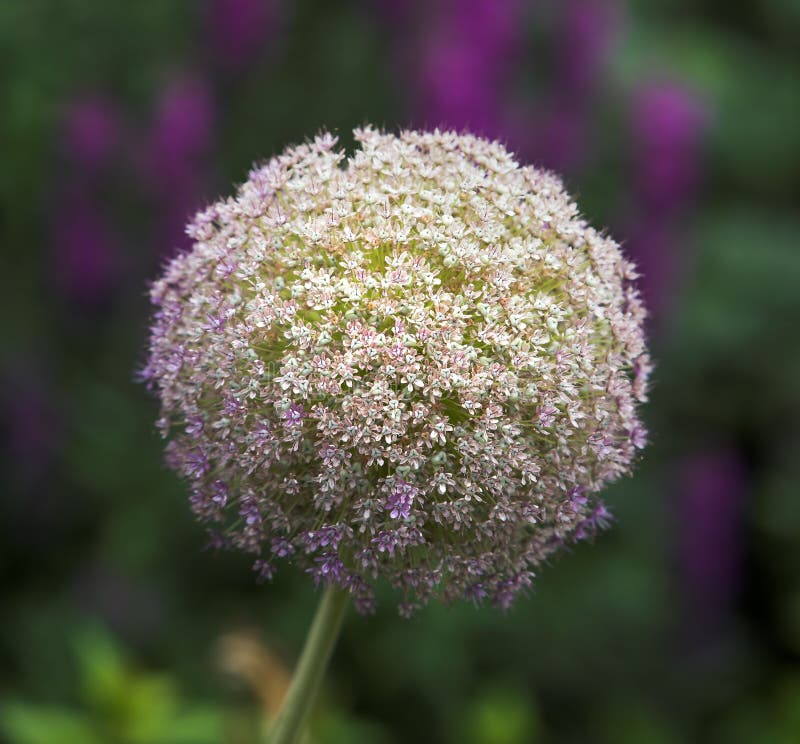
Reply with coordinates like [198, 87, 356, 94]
[267, 586, 349, 744]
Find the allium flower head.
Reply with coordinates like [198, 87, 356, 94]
[144, 127, 650, 615]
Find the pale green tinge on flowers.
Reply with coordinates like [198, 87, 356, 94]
[143, 127, 651, 615]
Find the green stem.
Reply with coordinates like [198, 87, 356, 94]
[267, 585, 349, 744]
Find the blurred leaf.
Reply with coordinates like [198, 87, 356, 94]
[0, 702, 100, 744]
[599, 700, 682, 744]
[456, 686, 539, 744]
[755, 470, 800, 541]
[712, 675, 800, 744]
[127, 707, 224, 744]
[777, 592, 800, 655]
[315, 708, 392, 744]
[72, 624, 129, 710]
[669, 208, 800, 388]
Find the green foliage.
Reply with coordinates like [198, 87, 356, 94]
[0, 627, 225, 744]
[456, 686, 540, 744]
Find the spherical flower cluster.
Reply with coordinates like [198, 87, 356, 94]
[143, 127, 651, 615]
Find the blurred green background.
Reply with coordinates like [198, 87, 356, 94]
[2, 1, 799, 742]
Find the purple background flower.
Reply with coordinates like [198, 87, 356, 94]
[678, 449, 748, 628]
